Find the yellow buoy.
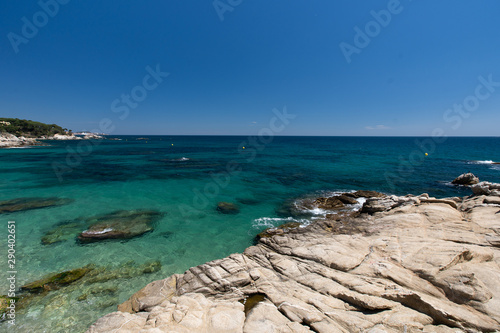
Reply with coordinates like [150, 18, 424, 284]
[425, 153, 428, 156]
[242, 147, 245, 149]
[172, 144, 174, 146]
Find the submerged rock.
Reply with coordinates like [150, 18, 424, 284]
[0, 295, 18, 320]
[41, 220, 85, 245]
[216, 202, 240, 214]
[77, 210, 162, 243]
[20, 266, 94, 293]
[452, 172, 480, 185]
[0, 197, 73, 214]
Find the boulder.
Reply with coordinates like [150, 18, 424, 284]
[0, 197, 73, 214]
[20, 266, 93, 293]
[452, 173, 480, 185]
[216, 202, 240, 214]
[313, 196, 345, 210]
[336, 194, 359, 205]
[77, 210, 162, 243]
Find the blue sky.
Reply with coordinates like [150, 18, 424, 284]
[1, 0, 499, 136]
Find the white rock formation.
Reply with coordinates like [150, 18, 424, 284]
[0, 132, 38, 147]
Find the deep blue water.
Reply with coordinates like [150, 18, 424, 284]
[0, 136, 499, 332]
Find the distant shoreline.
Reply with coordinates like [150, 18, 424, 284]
[0, 132, 104, 148]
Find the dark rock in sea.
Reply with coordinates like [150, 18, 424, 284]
[41, 220, 85, 245]
[336, 195, 358, 205]
[77, 210, 162, 243]
[255, 222, 302, 243]
[452, 172, 480, 185]
[346, 190, 385, 198]
[20, 266, 94, 293]
[0, 197, 73, 214]
[312, 196, 345, 210]
[216, 202, 240, 214]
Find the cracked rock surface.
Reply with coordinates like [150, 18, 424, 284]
[86, 189, 500, 333]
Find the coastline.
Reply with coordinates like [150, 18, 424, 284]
[0, 132, 104, 148]
[86, 179, 500, 332]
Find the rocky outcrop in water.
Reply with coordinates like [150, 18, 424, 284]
[0, 197, 73, 214]
[87, 181, 500, 332]
[216, 202, 240, 215]
[20, 266, 93, 293]
[0, 132, 39, 147]
[452, 173, 480, 185]
[77, 210, 162, 243]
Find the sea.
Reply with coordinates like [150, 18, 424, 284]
[0, 136, 499, 332]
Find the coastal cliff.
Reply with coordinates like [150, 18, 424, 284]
[0, 118, 103, 148]
[87, 180, 500, 332]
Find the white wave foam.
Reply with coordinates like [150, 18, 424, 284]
[173, 157, 190, 161]
[353, 197, 366, 211]
[83, 228, 113, 235]
[469, 160, 496, 164]
[252, 217, 310, 230]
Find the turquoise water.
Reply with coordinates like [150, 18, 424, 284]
[0, 136, 499, 332]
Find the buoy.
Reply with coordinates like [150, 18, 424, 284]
[425, 153, 428, 156]
[242, 147, 245, 149]
[172, 144, 174, 146]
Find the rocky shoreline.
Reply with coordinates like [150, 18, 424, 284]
[86, 176, 500, 333]
[0, 132, 104, 148]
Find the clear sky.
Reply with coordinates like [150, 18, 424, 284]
[1, 0, 499, 136]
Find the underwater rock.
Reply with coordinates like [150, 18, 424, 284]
[0, 197, 73, 214]
[41, 220, 85, 245]
[20, 266, 94, 293]
[0, 295, 18, 320]
[452, 172, 480, 185]
[216, 202, 240, 214]
[84, 261, 162, 284]
[77, 210, 162, 243]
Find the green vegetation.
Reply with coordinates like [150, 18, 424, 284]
[0, 118, 70, 137]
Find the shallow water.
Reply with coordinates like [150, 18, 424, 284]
[0, 136, 499, 332]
